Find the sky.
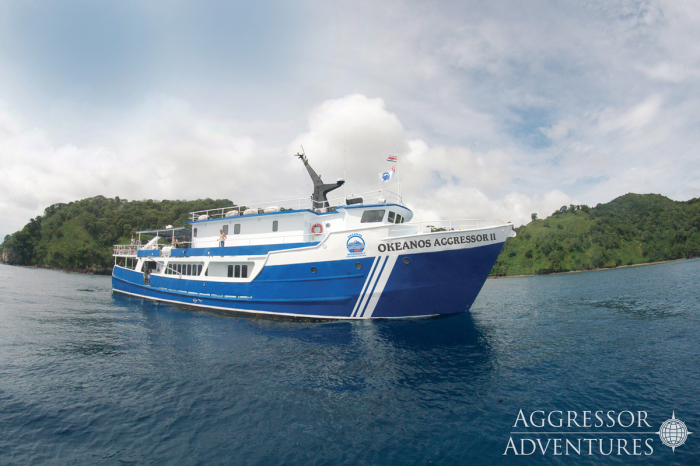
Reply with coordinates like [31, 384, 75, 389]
[1, 0, 699, 238]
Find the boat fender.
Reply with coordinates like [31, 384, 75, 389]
[311, 223, 323, 234]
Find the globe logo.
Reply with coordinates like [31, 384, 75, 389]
[382, 172, 391, 181]
[658, 412, 692, 452]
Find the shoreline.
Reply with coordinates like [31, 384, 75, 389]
[488, 258, 689, 279]
[0, 262, 112, 275]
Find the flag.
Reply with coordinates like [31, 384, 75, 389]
[387, 155, 397, 162]
[379, 164, 395, 183]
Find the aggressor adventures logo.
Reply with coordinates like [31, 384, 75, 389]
[503, 409, 692, 456]
[346, 233, 366, 257]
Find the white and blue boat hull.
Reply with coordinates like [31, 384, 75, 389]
[112, 226, 509, 319]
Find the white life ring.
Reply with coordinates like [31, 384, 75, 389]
[311, 223, 323, 235]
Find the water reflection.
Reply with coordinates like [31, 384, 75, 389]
[110, 290, 496, 397]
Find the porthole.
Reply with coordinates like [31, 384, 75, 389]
[403, 257, 410, 264]
[355, 263, 362, 269]
[311, 267, 317, 273]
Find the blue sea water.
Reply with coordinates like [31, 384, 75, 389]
[0, 260, 699, 465]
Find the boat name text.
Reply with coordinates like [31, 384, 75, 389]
[377, 233, 496, 253]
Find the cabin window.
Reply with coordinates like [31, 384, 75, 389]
[234, 265, 241, 278]
[234, 224, 241, 234]
[272, 220, 278, 232]
[228, 265, 233, 278]
[193, 228, 197, 237]
[361, 209, 386, 223]
[242, 265, 248, 278]
[396, 214, 403, 224]
[223, 225, 229, 235]
[388, 211, 395, 223]
[168, 262, 204, 276]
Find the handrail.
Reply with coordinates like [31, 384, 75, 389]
[416, 218, 507, 233]
[189, 189, 404, 222]
[386, 218, 508, 235]
[113, 241, 193, 256]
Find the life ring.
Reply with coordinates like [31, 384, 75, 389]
[311, 223, 323, 235]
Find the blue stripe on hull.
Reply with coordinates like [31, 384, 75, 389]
[137, 242, 319, 258]
[112, 242, 505, 318]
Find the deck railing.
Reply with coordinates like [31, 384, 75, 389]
[417, 218, 507, 233]
[189, 189, 403, 222]
[113, 241, 193, 256]
[386, 219, 508, 236]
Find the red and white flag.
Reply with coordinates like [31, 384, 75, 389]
[387, 155, 397, 162]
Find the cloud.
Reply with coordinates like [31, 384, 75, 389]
[287, 95, 574, 225]
[0, 96, 271, 237]
[2, 1, 700, 237]
[0, 94, 578, 239]
[597, 95, 664, 134]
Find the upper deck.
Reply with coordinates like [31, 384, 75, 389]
[113, 189, 509, 258]
[188, 189, 405, 222]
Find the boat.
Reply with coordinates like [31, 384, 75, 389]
[112, 152, 515, 319]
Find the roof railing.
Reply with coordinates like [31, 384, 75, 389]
[189, 189, 403, 222]
[384, 219, 509, 235]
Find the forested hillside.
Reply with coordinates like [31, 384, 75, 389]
[491, 193, 700, 276]
[0, 196, 232, 273]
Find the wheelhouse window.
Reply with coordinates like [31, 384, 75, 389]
[361, 209, 386, 223]
[272, 220, 278, 232]
[223, 225, 228, 235]
[193, 228, 197, 237]
[388, 211, 395, 223]
[234, 224, 241, 234]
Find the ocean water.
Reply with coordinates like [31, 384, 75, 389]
[0, 260, 698, 465]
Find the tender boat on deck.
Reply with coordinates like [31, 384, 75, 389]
[112, 153, 515, 319]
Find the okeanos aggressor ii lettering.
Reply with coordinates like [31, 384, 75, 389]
[377, 233, 496, 253]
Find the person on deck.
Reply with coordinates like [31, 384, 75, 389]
[219, 229, 227, 248]
[172, 237, 179, 248]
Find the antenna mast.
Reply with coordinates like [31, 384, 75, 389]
[295, 148, 345, 210]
